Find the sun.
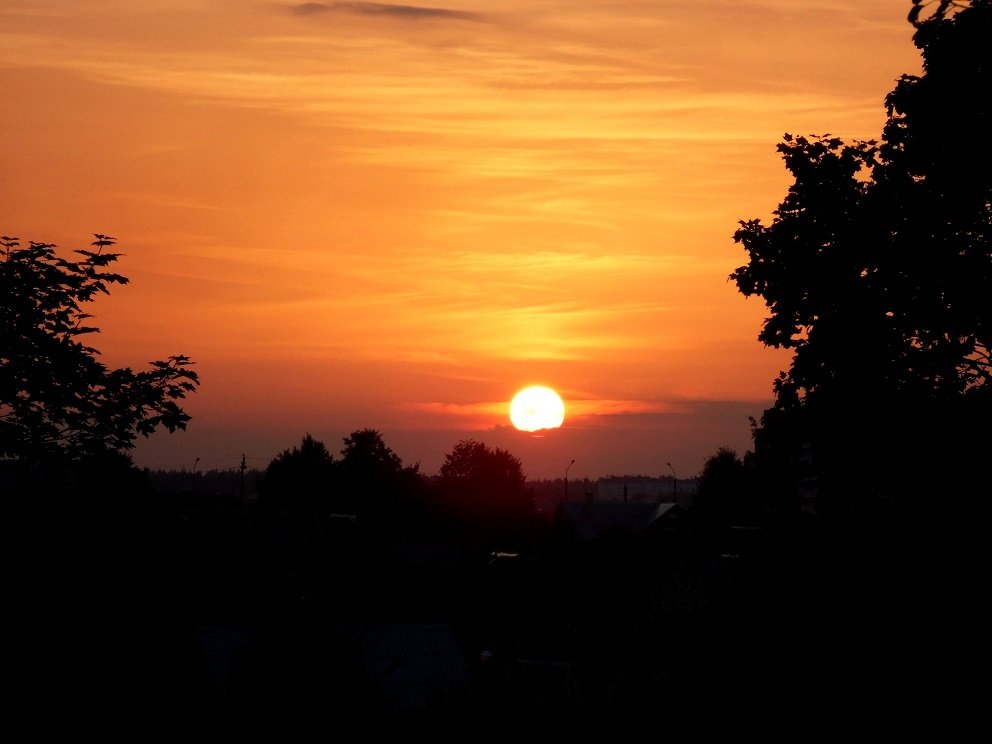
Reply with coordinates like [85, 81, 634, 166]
[509, 385, 565, 432]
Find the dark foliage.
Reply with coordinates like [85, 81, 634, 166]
[692, 447, 758, 527]
[2, 234, 206, 724]
[258, 433, 337, 513]
[1, 234, 199, 478]
[257, 429, 432, 540]
[338, 428, 430, 534]
[731, 1, 991, 512]
[436, 439, 534, 547]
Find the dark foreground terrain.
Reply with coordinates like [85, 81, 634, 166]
[15, 485, 980, 735]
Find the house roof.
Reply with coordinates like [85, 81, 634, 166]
[562, 501, 680, 541]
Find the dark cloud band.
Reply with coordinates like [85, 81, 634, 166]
[292, 2, 481, 21]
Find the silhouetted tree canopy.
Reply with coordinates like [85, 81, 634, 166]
[258, 429, 432, 540]
[437, 439, 533, 545]
[339, 428, 403, 474]
[338, 427, 429, 533]
[0, 234, 199, 481]
[908, 0, 974, 26]
[258, 433, 336, 513]
[693, 447, 757, 527]
[732, 1, 990, 511]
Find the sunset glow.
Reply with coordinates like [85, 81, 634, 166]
[0, 1, 923, 478]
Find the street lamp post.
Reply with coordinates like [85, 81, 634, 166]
[565, 459, 575, 503]
[667, 462, 677, 503]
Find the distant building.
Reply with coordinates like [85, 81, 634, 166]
[594, 475, 697, 507]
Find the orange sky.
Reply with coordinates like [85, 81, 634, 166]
[1, 1, 922, 480]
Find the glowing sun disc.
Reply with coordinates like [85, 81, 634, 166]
[509, 386, 565, 432]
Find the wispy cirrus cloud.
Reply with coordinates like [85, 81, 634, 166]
[290, 2, 483, 21]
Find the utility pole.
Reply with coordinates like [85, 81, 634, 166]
[240, 454, 247, 501]
[564, 459, 575, 503]
[667, 462, 677, 503]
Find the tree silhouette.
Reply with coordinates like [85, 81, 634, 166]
[693, 447, 757, 528]
[2, 235, 207, 713]
[340, 428, 403, 475]
[437, 439, 533, 546]
[731, 1, 990, 511]
[1, 234, 198, 482]
[258, 429, 431, 540]
[338, 428, 428, 535]
[258, 433, 337, 514]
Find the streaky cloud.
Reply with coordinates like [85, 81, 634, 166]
[291, 2, 482, 21]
